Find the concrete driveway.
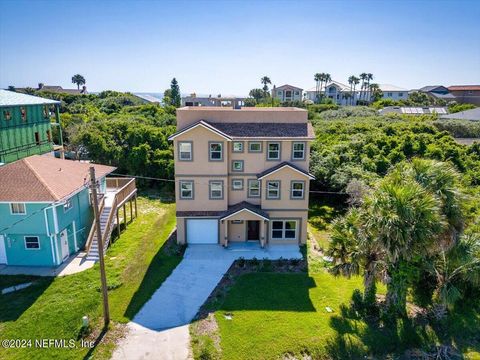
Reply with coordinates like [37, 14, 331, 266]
[112, 244, 301, 360]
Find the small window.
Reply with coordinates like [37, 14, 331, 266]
[64, 199, 73, 212]
[3, 109, 11, 121]
[179, 181, 193, 199]
[233, 142, 243, 153]
[267, 181, 280, 199]
[209, 181, 223, 199]
[231, 160, 244, 172]
[20, 106, 27, 121]
[25, 236, 40, 250]
[248, 179, 260, 198]
[267, 142, 280, 160]
[248, 142, 262, 153]
[35, 132, 40, 145]
[277, 91, 282, 96]
[387, 92, 393, 97]
[10, 203, 26, 215]
[292, 142, 305, 160]
[399, 92, 404, 97]
[291, 181, 305, 199]
[179, 142, 192, 161]
[209, 142, 223, 161]
[232, 179, 244, 190]
[295, 91, 299, 95]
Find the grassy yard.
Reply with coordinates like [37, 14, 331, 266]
[192, 199, 480, 360]
[0, 196, 181, 360]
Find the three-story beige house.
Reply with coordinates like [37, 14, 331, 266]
[168, 107, 315, 247]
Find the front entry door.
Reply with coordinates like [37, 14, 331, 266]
[247, 221, 260, 241]
[60, 229, 69, 261]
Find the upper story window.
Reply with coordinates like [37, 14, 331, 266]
[179, 181, 194, 199]
[25, 236, 40, 250]
[209, 142, 223, 161]
[248, 179, 260, 198]
[231, 160, 244, 172]
[3, 109, 11, 121]
[233, 141, 244, 153]
[248, 142, 262, 153]
[266, 181, 280, 199]
[209, 181, 223, 199]
[64, 199, 73, 212]
[10, 203, 26, 215]
[292, 142, 305, 160]
[295, 91, 299, 95]
[20, 107, 27, 121]
[267, 142, 281, 160]
[291, 181, 305, 199]
[178, 141, 192, 161]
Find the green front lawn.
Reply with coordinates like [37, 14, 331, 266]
[0, 196, 181, 360]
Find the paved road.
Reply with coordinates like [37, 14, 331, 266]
[112, 244, 301, 360]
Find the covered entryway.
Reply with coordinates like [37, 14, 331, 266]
[60, 229, 70, 261]
[0, 235, 7, 264]
[186, 219, 218, 244]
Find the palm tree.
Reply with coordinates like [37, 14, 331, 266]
[359, 73, 367, 102]
[260, 76, 271, 98]
[364, 179, 445, 316]
[348, 76, 358, 105]
[351, 76, 360, 105]
[429, 233, 480, 318]
[314, 73, 322, 103]
[368, 83, 382, 102]
[365, 73, 373, 102]
[328, 208, 385, 300]
[71, 74, 86, 90]
[323, 73, 331, 100]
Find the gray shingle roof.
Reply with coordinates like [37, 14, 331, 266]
[0, 90, 60, 107]
[176, 201, 269, 219]
[257, 161, 315, 179]
[440, 107, 480, 121]
[207, 122, 315, 138]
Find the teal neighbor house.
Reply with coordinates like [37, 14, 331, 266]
[0, 89, 64, 164]
[0, 155, 116, 267]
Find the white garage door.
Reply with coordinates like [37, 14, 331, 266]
[186, 219, 218, 244]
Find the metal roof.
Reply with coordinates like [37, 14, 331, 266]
[0, 90, 60, 107]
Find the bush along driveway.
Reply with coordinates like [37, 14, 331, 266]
[0, 197, 181, 360]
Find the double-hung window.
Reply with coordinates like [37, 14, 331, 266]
[179, 181, 194, 199]
[267, 142, 280, 160]
[25, 236, 40, 249]
[209, 181, 223, 199]
[266, 181, 280, 199]
[10, 203, 26, 215]
[232, 179, 244, 190]
[179, 142, 192, 161]
[292, 142, 305, 160]
[291, 181, 305, 199]
[209, 142, 223, 161]
[271, 220, 298, 241]
[248, 179, 260, 198]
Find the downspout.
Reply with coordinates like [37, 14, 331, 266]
[55, 104, 65, 159]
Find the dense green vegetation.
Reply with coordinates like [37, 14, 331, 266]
[0, 197, 181, 360]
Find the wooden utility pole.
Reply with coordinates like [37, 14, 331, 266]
[89, 166, 110, 326]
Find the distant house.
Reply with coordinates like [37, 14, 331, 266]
[304, 80, 355, 105]
[448, 85, 480, 106]
[132, 93, 161, 104]
[379, 106, 448, 115]
[440, 107, 480, 121]
[181, 94, 246, 108]
[417, 85, 456, 103]
[16, 83, 88, 95]
[378, 84, 409, 101]
[0, 90, 63, 164]
[272, 85, 303, 102]
[0, 155, 137, 267]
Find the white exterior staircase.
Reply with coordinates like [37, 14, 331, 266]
[85, 205, 114, 261]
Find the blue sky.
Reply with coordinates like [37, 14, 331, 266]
[0, 0, 479, 95]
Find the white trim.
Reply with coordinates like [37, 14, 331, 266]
[24, 235, 40, 250]
[49, 235, 56, 264]
[44, 207, 51, 235]
[221, 208, 269, 221]
[72, 221, 78, 251]
[258, 164, 315, 180]
[0, 235, 8, 264]
[54, 234, 61, 265]
[168, 121, 232, 141]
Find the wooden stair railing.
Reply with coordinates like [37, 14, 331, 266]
[85, 194, 105, 253]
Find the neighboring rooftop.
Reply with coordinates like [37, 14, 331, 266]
[0, 155, 115, 202]
[440, 107, 480, 121]
[448, 85, 480, 91]
[378, 84, 408, 92]
[178, 106, 305, 111]
[0, 89, 60, 107]
[379, 106, 448, 115]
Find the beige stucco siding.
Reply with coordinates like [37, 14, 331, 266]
[176, 218, 186, 244]
[260, 167, 310, 210]
[176, 176, 228, 212]
[173, 126, 229, 176]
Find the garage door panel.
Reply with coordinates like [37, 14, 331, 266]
[186, 219, 218, 244]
